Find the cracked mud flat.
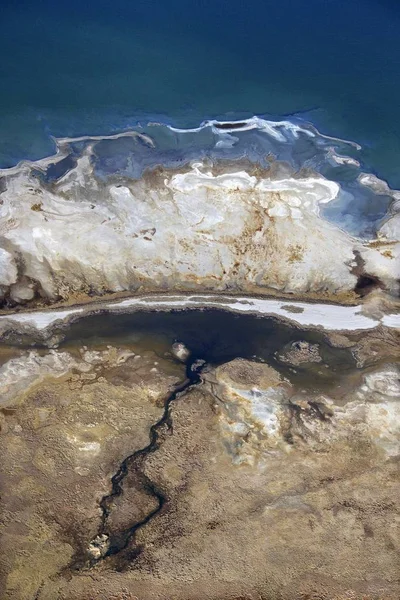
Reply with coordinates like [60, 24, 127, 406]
[1, 308, 400, 600]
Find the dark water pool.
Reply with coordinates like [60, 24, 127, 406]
[58, 308, 357, 396]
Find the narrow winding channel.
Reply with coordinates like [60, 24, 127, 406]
[72, 353, 205, 568]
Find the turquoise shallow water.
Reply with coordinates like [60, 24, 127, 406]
[1, 0, 400, 187]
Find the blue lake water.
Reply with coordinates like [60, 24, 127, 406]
[1, 0, 400, 187]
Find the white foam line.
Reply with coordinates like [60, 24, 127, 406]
[56, 130, 154, 147]
[0, 132, 155, 177]
[165, 124, 205, 133]
[152, 115, 362, 149]
[167, 116, 362, 149]
[0, 295, 398, 332]
[0, 145, 70, 176]
[0, 115, 380, 182]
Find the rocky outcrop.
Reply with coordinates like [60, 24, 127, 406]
[0, 159, 398, 306]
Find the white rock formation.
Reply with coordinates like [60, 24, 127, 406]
[209, 360, 400, 464]
[0, 160, 398, 304]
[171, 342, 191, 362]
[0, 350, 80, 405]
[208, 359, 291, 464]
[0, 345, 139, 406]
[0, 248, 18, 298]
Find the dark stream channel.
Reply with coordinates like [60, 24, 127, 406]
[1, 307, 362, 569]
[86, 357, 204, 566]
[57, 308, 357, 567]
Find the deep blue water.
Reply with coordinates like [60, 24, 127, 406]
[1, 0, 400, 187]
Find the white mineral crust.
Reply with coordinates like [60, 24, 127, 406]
[0, 160, 398, 303]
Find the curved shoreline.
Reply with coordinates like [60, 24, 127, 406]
[0, 115, 398, 313]
[0, 114, 360, 177]
[0, 294, 398, 338]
